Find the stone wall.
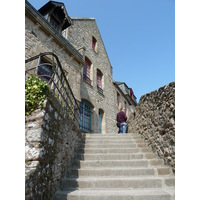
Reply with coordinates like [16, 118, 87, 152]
[128, 82, 175, 172]
[25, 92, 85, 200]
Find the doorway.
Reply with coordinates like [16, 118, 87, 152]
[98, 109, 103, 133]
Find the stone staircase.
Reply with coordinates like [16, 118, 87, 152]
[53, 133, 175, 200]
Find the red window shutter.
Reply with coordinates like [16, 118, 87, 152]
[87, 60, 90, 78]
[129, 88, 134, 99]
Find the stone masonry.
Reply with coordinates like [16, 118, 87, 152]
[25, 5, 83, 102]
[25, 92, 85, 200]
[65, 18, 119, 133]
[128, 82, 175, 172]
[25, 2, 134, 134]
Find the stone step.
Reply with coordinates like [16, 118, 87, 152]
[76, 153, 144, 160]
[149, 159, 164, 166]
[78, 147, 152, 154]
[60, 176, 174, 190]
[69, 167, 156, 177]
[82, 143, 148, 148]
[73, 159, 149, 168]
[54, 188, 175, 200]
[73, 159, 164, 168]
[70, 167, 172, 177]
[76, 152, 157, 160]
[84, 138, 144, 142]
[85, 133, 142, 139]
[84, 140, 139, 145]
[85, 138, 144, 142]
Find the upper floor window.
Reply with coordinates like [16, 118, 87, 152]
[38, 1, 72, 34]
[97, 69, 103, 94]
[50, 15, 60, 31]
[129, 88, 134, 99]
[92, 36, 97, 52]
[83, 57, 92, 85]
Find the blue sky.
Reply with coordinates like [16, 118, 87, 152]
[27, 0, 175, 101]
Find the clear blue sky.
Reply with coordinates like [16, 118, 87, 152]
[27, 0, 175, 102]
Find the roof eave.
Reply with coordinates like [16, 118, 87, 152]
[25, 0, 84, 65]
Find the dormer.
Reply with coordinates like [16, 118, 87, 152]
[38, 1, 72, 34]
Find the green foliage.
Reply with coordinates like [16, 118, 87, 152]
[25, 74, 49, 116]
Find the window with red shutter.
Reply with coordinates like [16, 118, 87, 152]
[129, 88, 134, 99]
[83, 57, 92, 84]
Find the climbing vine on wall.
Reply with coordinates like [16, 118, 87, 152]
[25, 74, 49, 116]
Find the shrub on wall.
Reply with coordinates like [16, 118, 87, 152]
[25, 74, 49, 115]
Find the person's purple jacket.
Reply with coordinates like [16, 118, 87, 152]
[116, 111, 127, 123]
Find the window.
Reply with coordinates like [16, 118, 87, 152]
[80, 101, 93, 133]
[129, 88, 134, 99]
[98, 109, 104, 133]
[83, 57, 92, 84]
[50, 15, 60, 32]
[92, 36, 97, 52]
[97, 70, 103, 94]
[37, 57, 54, 83]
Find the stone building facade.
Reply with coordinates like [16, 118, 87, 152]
[64, 18, 120, 133]
[25, 0, 137, 134]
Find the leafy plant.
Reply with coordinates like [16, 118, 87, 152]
[25, 74, 49, 115]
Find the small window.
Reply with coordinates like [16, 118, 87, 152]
[37, 57, 54, 83]
[129, 88, 134, 99]
[97, 69, 103, 94]
[98, 109, 104, 133]
[92, 36, 97, 52]
[83, 57, 92, 84]
[50, 15, 60, 31]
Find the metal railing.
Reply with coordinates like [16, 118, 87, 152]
[97, 85, 103, 95]
[25, 52, 80, 127]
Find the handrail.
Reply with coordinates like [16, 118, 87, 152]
[25, 52, 80, 127]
